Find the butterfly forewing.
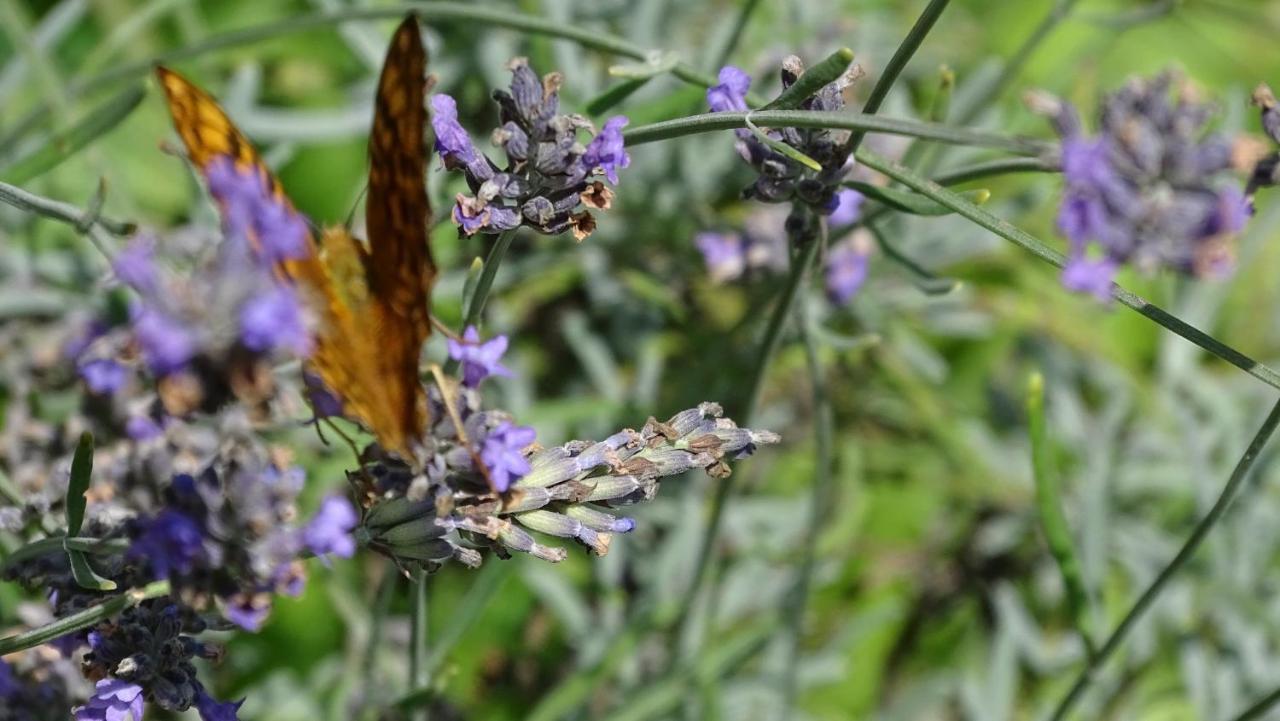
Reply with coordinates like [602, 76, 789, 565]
[153, 13, 436, 458]
[363, 16, 435, 449]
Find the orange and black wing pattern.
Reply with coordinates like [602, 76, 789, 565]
[154, 13, 435, 457]
[362, 14, 434, 452]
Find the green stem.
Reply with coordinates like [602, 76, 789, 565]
[1230, 684, 1280, 721]
[1048, 396, 1280, 721]
[844, 0, 952, 154]
[461, 229, 517, 330]
[930, 155, 1058, 185]
[778, 299, 835, 715]
[624, 110, 1045, 155]
[0, 581, 171, 654]
[0, 1, 766, 149]
[409, 573, 430, 721]
[673, 216, 823, 655]
[854, 149, 1280, 392]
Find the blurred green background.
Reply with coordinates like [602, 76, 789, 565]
[6, 0, 1280, 719]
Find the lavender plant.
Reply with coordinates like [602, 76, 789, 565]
[7, 2, 1280, 720]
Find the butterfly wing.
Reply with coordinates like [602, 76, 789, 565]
[361, 15, 435, 449]
[155, 59, 427, 456]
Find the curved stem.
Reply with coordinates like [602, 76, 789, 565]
[1230, 684, 1280, 721]
[624, 110, 1046, 155]
[459, 229, 518, 332]
[854, 148, 1280, 392]
[1048, 396, 1280, 721]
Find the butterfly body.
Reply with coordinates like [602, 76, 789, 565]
[156, 15, 435, 457]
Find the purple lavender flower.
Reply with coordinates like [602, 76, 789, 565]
[828, 188, 864, 226]
[130, 508, 205, 579]
[195, 687, 244, 721]
[695, 232, 747, 283]
[205, 155, 309, 263]
[431, 94, 478, 165]
[0, 659, 17, 698]
[1033, 72, 1251, 296]
[825, 239, 870, 305]
[239, 285, 311, 355]
[303, 496, 357, 559]
[581, 116, 631, 185]
[1061, 256, 1118, 302]
[481, 421, 537, 492]
[112, 236, 158, 294]
[131, 307, 195, 374]
[448, 325, 513, 387]
[707, 66, 751, 113]
[224, 597, 271, 632]
[304, 371, 344, 418]
[79, 358, 126, 395]
[73, 678, 145, 721]
[125, 415, 163, 441]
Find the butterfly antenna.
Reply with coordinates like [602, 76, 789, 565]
[346, 182, 369, 229]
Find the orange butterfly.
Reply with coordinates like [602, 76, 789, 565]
[155, 14, 435, 457]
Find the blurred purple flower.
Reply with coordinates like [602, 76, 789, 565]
[432, 94, 478, 166]
[828, 188, 864, 226]
[0, 659, 16, 698]
[1061, 256, 1117, 302]
[73, 678, 145, 721]
[224, 597, 271, 632]
[707, 66, 751, 113]
[130, 508, 205, 580]
[132, 307, 195, 375]
[695, 232, 747, 283]
[303, 496, 357, 559]
[125, 415, 163, 441]
[195, 687, 244, 721]
[79, 358, 126, 395]
[481, 421, 536, 492]
[448, 325, 513, 388]
[112, 237, 158, 294]
[205, 156, 309, 263]
[581, 116, 631, 185]
[825, 239, 870, 305]
[239, 285, 311, 356]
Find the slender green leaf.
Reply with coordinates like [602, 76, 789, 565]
[745, 114, 821, 171]
[0, 84, 145, 184]
[586, 78, 650, 116]
[68, 550, 116, 591]
[761, 47, 855, 111]
[65, 431, 93, 536]
[1027, 372, 1092, 653]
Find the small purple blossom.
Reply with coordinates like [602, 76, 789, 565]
[239, 285, 311, 355]
[431, 94, 478, 165]
[695, 232, 747, 283]
[1062, 256, 1118, 302]
[131, 307, 196, 375]
[125, 415, 163, 441]
[73, 678, 145, 721]
[79, 358, 126, 395]
[303, 496, 358, 559]
[581, 116, 631, 185]
[195, 687, 244, 721]
[205, 155, 309, 263]
[112, 237, 158, 294]
[130, 508, 205, 580]
[224, 596, 271, 632]
[707, 66, 751, 113]
[828, 188, 865, 226]
[448, 325, 513, 388]
[825, 239, 871, 305]
[481, 421, 537, 492]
